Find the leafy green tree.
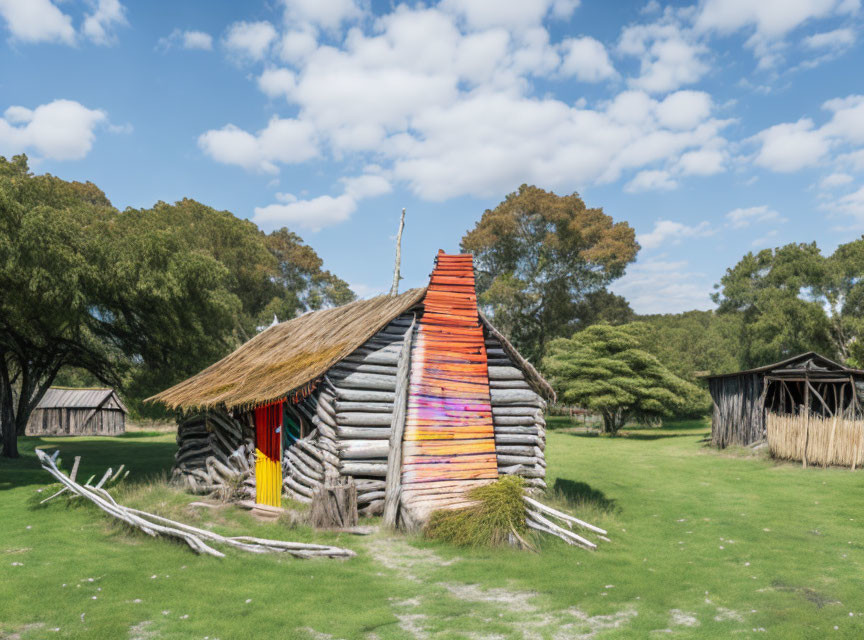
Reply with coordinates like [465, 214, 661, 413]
[461, 185, 639, 363]
[821, 237, 864, 365]
[712, 243, 836, 367]
[572, 289, 636, 331]
[0, 156, 120, 457]
[543, 323, 703, 435]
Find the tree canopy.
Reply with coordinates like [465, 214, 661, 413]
[711, 241, 864, 368]
[543, 323, 704, 434]
[0, 155, 354, 456]
[461, 185, 639, 364]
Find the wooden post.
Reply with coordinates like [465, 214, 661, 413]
[389, 208, 406, 296]
[382, 316, 415, 528]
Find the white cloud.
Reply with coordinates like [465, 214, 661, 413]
[695, 0, 848, 39]
[224, 21, 277, 61]
[656, 90, 713, 129]
[157, 29, 213, 52]
[752, 118, 829, 171]
[821, 95, 864, 144]
[254, 194, 357, 231]
[821, 172, 853, 188]
[677, 148, 726, 175]
[82, 0, 126, 45]
[280, 0, 363, 31]
[610, 258, 714, 314]
[751, 229, 779, 247]
[619, 19, 709, 93]
[257, 68, 296, 99]
[725, 205, 785, 228]
[0, 0, 75, 44]
[826, 185, 864, 220]
[278, 29, 317, 62]
[695, 0, 856, 67]
[803, 27, 856, 48]
[626, 169, 678, 192]
[559, 36, 616, 82]
[341, 174, 392, 199]
[198, 117, 318, 173]
[637, 219, 713, 249]
[440, 0, 579, 30]
[0, 99, 106, 160]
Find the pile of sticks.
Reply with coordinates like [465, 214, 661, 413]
[172, 411, 255, 498]
[523, 495, 609, 551]
[35, 449, 355, 559]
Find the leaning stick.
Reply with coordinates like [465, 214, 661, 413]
[523, 496, 607, 535]
[525, 510, 597, 550]
[35, 449, 355, 559]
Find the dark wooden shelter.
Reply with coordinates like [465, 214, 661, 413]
[26, 387, 128, 436]
[707, 352, 864, 448]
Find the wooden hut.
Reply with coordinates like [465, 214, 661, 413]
[26, 387, 127, 436]
[151, 252, 554, 527]
[707, 353, 864, 467]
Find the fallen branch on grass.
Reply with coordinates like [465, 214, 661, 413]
[522, 494, 608, 551]
[34, 449, 355, 560]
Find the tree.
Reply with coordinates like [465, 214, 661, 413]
[572, 289, 635, 331]
[0, 156, 120, 457]
[712, 243, 837, 367]
[542, 323, 703, 435]
[461, 185, 638, 364]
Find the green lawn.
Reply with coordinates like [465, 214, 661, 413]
[1, 420, 863, 639]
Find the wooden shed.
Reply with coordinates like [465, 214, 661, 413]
[707, 353, 864, 467]
[151, 252, 555, 528]
[26, 387, 127, 436]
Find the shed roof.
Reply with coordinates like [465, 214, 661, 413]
[705, 352, 864, 380]
[37, 387, 128, 413]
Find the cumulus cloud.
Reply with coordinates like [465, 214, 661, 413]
[559, 36, 616, 81]
[198, 117, 318, 173]
[619, 19, 709, 93]
[725, 205, 785, 228]
[280, 0, 363, 31]
[803, 27, 856, 48]
[626, 169, 678, 192]
[0, 99, 106, 160]
[637, 219, 714, 248]
[0, 0, 75, 44]
[820, 172, 853, 188]
[224, 20, 277, 60]
[752, 119, 829, 172]
[158, 29, 213, 51]
[825, 185, 864, 221]
[254, 171, 391, 231]
[82, 0, 127, 45]
[440, 0, 579, 30]
[257, 68, 296, 99]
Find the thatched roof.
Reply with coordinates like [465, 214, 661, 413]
[149, 288, 427, 410]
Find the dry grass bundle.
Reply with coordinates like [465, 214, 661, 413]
[148, 288, 426, 411]
[767, 412, 864, 468]
[425, 476, 531, 549]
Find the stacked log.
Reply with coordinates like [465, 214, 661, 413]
[485, 333, 547, 491]
[281, 313, 414, 515]
[172, 410, 255, 498]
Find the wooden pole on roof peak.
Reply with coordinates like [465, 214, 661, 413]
[389, 208, 406, 296]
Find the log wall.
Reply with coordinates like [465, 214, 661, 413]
[282, 312, 415, 515]
[709, 373, 765, 448]
[25, 408, 125, 436]
[484, 330, 547, 491]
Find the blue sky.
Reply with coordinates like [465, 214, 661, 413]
[1, 0, 862, 314]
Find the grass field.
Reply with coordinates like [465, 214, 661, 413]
[2, 419, 863, 639]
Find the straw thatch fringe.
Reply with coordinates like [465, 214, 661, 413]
[148, 288, 426, 411]
[767, 412, 864, 469]
[485, 331, 547, 491]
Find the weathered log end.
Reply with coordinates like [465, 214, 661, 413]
[309, 477, 359, 529]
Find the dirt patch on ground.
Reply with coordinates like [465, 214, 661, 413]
[365, 536, 459, 582]
[670, 609, 700, 627]
[770, 581, 841, 608]
[128, 620, 159, 640]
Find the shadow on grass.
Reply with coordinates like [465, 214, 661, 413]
[550, 478, 619, 514]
